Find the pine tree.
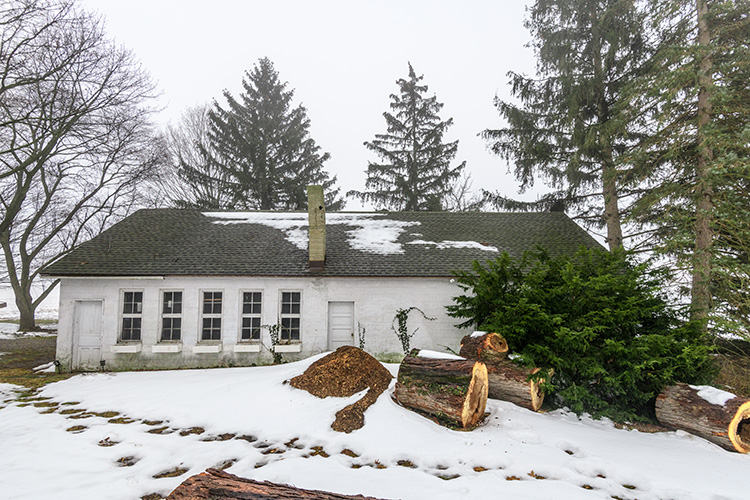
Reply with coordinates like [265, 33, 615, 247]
[349, 63, 465, 211]
[207, 57, 343, 210]
[483, 0, 649, 250]
[626, 0, 750, 334]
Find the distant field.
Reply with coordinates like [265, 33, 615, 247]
[0, 284, 59, 321]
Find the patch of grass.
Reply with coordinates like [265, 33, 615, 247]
[375, 352, 405, 364]
[0, 318, 58, 326]
[153, 467, 189, 479]
[0, 336, 71, 389]
[98, 437, 118, 447]
[0, 367, 71, 389]
[309, 446, 330, 458]
[214, 459, 237, 471]
[108, 416, 135, 424]
[66, 425, 86, 433]
[117, 456, 138, 467]
[147, 426, 172, 435]
[179, 427, 205, 436]
[93, 411, 120, 418]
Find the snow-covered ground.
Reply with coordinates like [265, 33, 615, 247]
[1, 355, 748, 500]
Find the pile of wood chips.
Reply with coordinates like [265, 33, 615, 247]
[289, 346, 393, 433]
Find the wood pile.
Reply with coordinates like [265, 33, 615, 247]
[393, 349, 488, 429]
[459, 331, 508, 361]
[167, 468, 387, 499]
[656, 383, 750, 453]
[460, 332, 550, 412]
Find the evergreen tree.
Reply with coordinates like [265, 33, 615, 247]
[207, 57, 343, 210]
[626, 0, 750, 334]
[483, 0, 650, 250]
[349, 63, 465, 211]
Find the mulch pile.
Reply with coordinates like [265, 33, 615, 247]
[289, 346, 393, 433]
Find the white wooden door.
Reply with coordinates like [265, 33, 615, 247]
[72, 300, 103, 371]
[328, 301, 355, 350]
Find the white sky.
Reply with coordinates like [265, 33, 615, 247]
[80, 0, 540, 210]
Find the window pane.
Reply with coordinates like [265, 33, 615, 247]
[123, 292, 134, 314]
[201, 317, 221, 340]
[203, 291, 222, 314]
[163, 291, 182, 314]
[172, 292, 182, 314]
[161, 317, 181, 341]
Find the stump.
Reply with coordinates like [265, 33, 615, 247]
[393, 350, 488, 429]
[655, 383, 750, 453]
[486, 359, 550, 412]
[167, 468, 387, 499]
[459, 332, 509, 361]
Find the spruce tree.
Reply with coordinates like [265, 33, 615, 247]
[207, 57, 343, 210]
[483, 0, 649, 250]
[349, 63, 465, 211]
[626, 0, 750, 334]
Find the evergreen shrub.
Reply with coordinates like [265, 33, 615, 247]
[447, 247, 715, 421]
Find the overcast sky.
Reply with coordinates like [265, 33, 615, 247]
[81, 0, 539, 210]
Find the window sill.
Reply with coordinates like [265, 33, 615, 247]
[152, 343, 182, 353]
[193, 344, 222, 354]
[273, 343, 302, 353]
[112, 343, 142, 354]
[233, 343, 261, 353]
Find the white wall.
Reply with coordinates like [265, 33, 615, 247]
[56, 275, 469, 371]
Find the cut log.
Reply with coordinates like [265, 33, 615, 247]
[167, 468, 387, 499]
[459, 332, 509, 361]
[655, 383, 750, 453]
[393, 350, 488, 429]
[486, 359, 550, 412]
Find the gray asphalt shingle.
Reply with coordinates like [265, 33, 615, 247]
[41, 209, 603, 278]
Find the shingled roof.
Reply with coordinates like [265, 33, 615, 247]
[41, 209, 603, 278]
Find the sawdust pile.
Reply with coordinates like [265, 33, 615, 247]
[289, 346, 393, 433]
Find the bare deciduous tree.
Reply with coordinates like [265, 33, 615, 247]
[0, 0, 158, 330]
[155, 103, 233, 209]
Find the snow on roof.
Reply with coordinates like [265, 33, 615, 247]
[204, 212, 425, 255]
[407, 239, 498, 252]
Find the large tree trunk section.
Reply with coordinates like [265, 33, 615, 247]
[486, 360, 550, 412]
[167, 468, 387, 499]
[459, 332, 508, 361]
[655, 383, 750, 453]
[394, 351, 488, 429]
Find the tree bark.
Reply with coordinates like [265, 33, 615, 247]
[655, 383, 750, 453]
[167, 468, 387, 499]
[691, 0, 715, 331]
[486, 359, 550, 412]
[459, 332, 508, 361]
[394, 350, 488, 429]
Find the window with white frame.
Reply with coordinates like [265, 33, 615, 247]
[160, 290, 182, 341]
[201, 291, 222, 341]
[121, 290, 143, 341]
[279, 291, 301, 343]
[240, 291, 262, 342]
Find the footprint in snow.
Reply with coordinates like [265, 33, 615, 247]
[556, 440, 586, 458]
